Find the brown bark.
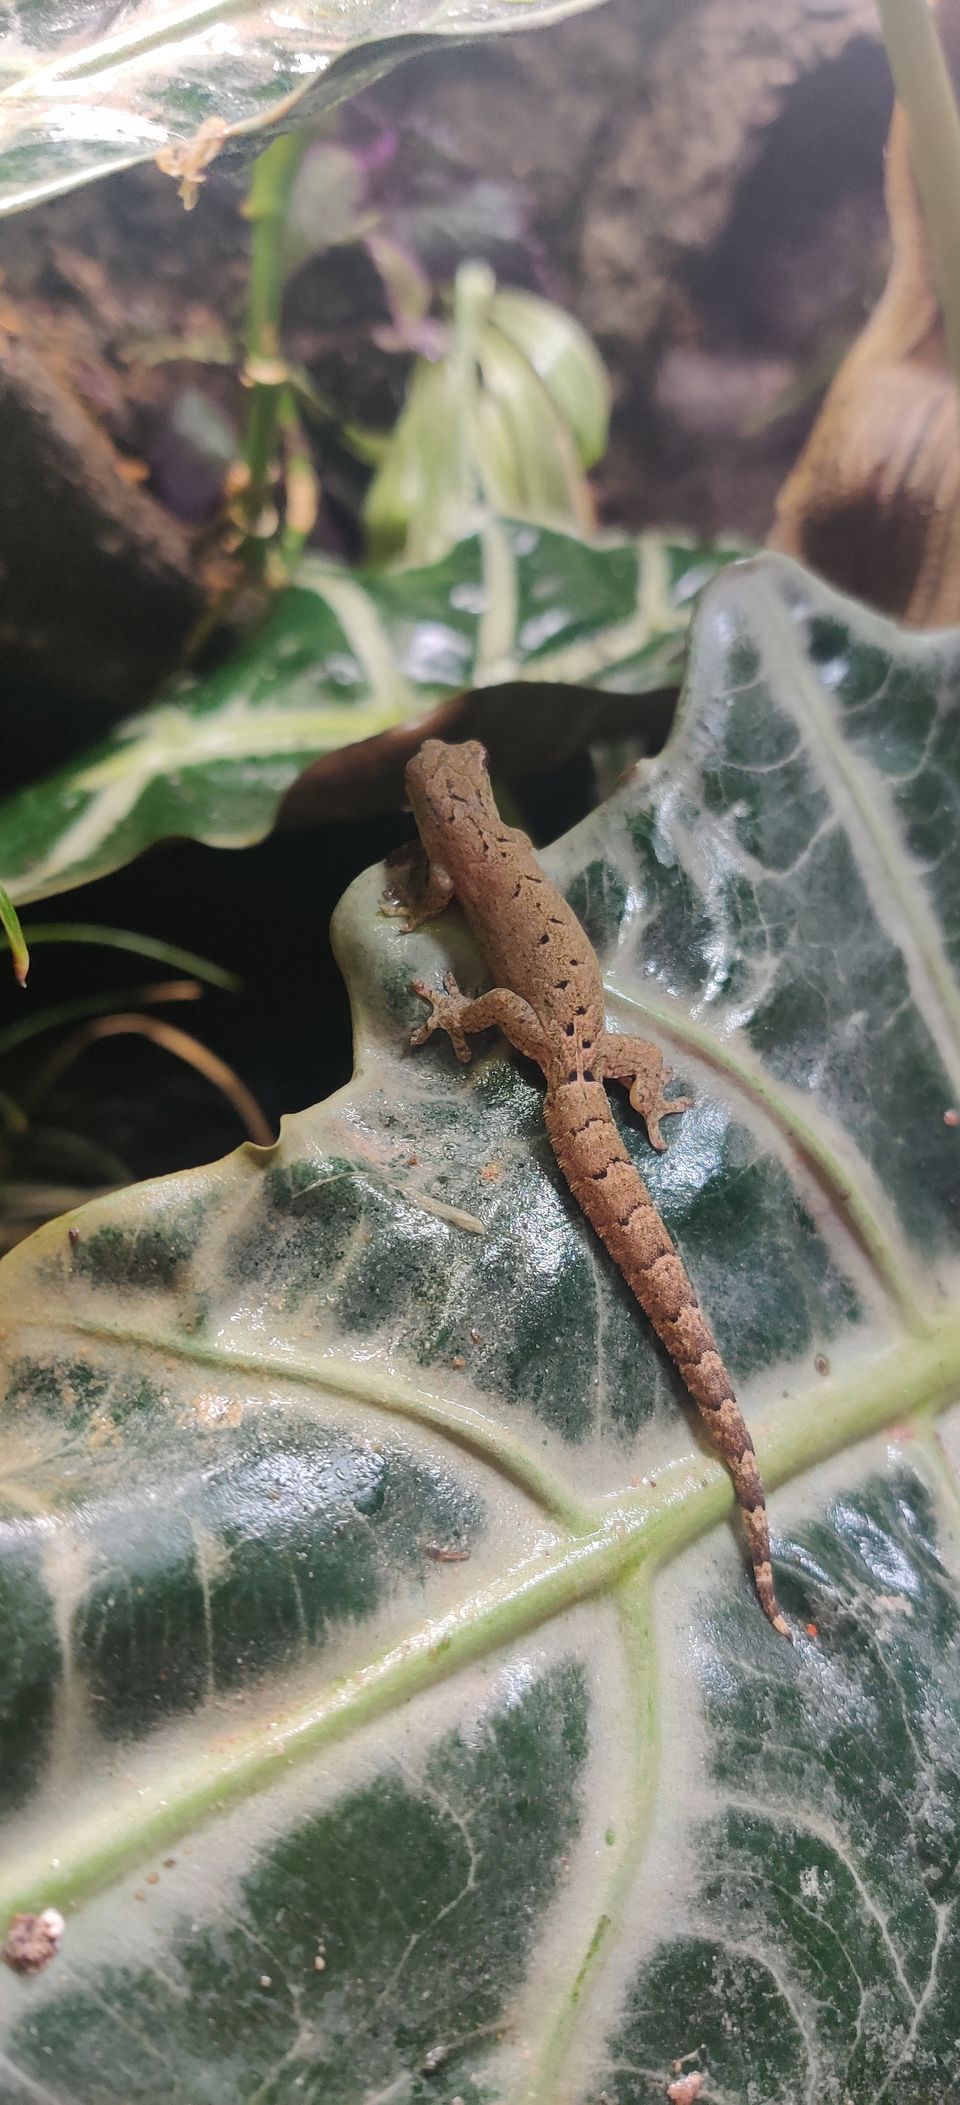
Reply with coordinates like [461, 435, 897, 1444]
[0, 174, 247, 781]
[0, 330, 205, 734]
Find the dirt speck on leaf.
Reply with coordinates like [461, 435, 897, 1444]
[666, 2074, 704, 2104]
[2, 1908, 65, 1974]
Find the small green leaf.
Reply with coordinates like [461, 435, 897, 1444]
[475, 317, 592, 520]
[364, 349, 470, 565]
[365, 264, 610, 561]
[490, 284, 611, 468]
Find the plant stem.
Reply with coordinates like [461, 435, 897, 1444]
[876, 0, 960, 391]
[240, 130, 309, 564]
[277, 387, 319, 576]
[451, 259, 493, 511]
[0, 883, 28, 987]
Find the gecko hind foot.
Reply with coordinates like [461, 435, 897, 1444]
[602, 1033, 694, 1152]
[409, 974, 473, 1062]
[630, 1077, 694, 1152]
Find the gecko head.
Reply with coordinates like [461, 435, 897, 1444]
[404, 739, 492, 831]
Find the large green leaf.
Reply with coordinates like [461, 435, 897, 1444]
[0, 0, 603, 218]
[2, 550, 960, 2102]
[0, 522, 737, 907]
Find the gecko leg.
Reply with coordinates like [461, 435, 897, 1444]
[381, 848, 455, 930]
[601, 1031, 693, 1151]
[411, 975, 547, 1068]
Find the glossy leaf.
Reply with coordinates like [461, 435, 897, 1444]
[0, 522, 737, 906]
[0, 0, 602, 219]
[2, 551, 960, 2101]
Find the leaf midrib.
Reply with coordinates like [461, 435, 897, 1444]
[4, 1309, 958, 1923]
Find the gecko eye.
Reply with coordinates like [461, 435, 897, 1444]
[564, 1023, 575, 1036]
[538, 934, 549, 945]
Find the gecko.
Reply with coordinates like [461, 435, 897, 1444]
[385, 737, 790, 1639]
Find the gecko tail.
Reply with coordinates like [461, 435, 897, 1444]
[747, 1547, 792, 1642]
[539, 1085, 790, 1638]
[679, 1338, 791, 1639]
[733, 1445, 792, 1641]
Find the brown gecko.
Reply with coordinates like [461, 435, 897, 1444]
[386, 737, 789, 1639]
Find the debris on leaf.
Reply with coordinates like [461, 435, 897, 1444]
[155, 118, 230, 211]
[2, 1909, 64, 1974]
[666, 2073, 704, 2103]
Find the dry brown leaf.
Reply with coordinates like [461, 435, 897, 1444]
[31, 1013, 275, 1150]
[276, 682, 676, 831]
[771, 1, 960, 626]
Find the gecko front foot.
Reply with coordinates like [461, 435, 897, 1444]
[410, 973, 474, 1062]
